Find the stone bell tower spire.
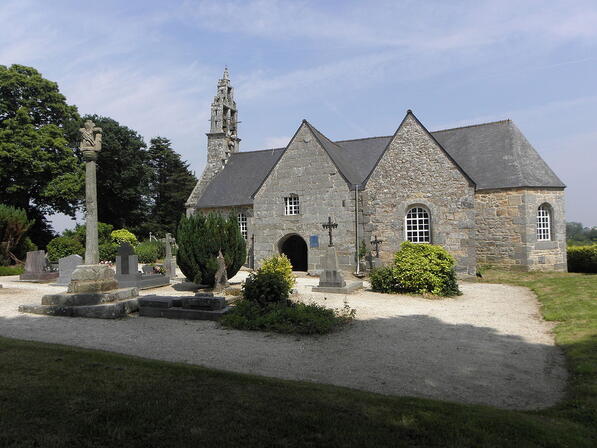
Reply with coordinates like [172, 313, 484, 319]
[185, 68, 241, 215]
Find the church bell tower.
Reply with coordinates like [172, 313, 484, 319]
[185, 68, 241, 215]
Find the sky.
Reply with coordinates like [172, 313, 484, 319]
[1, 0, 596, 229]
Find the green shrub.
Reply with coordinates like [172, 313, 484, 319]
[370, 242, 461, 296]
[46, 236, 84, 262]
[259, 254, 296, 289]
[220, 300, 356, 335]
[0, 265, 24, 276]
[111, 229, 138, 246]
[0, 204, 35, 265]
[370, 265, 399, 293]
[243, 271, 291, 307]
[99, 242, 118, 262]
[64, 222, 114, 247]
[136, 241, 163, 263]
[567, 245, 597, 273]
[176, 212, 246, 286]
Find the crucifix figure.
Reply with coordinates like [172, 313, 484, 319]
[371, 235, 384, 258]
[322, 216, 338, 247]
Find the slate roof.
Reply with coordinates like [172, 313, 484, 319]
[195, 118, 565, 208]
[196, 148, 284, 208]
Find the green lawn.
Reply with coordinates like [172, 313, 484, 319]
[1, 270, 595, 447]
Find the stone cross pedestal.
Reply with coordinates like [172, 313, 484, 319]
[19, 250, 58, 282]
[312, 246, 362, 294]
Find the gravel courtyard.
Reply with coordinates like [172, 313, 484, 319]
[0, 273, 566, 410]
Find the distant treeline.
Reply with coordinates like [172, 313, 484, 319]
[566, 222, 597, 246]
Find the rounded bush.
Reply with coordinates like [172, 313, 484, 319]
[136, 241, 162, 263]
[111, 229, 138, 246]
[371, 242, 460, 296]
[243, 270, 291, 307]
[259, 254, 296, 290]
[176, 212, 246, 286]
[46, 236, 84, 262]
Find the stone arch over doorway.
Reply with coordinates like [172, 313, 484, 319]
[278, 234, 308, 271]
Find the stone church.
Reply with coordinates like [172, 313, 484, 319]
[186, 69, 567, 274]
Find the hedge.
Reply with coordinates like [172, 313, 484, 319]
[567, 245, 597, 273]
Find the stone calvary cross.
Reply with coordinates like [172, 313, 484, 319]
[371, 235, 384, 258]
[322, 216, 338, 247]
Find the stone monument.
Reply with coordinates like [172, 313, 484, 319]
[19, 250, 58, 282]
[56, 254, 83, 286]
[162, 232, 178, 279]
[312, 217, 362, 294]
[19, 120, 139, 318]
[213, 250, 228, 292]
[139, 292, 229, 321]
[115, 243, 170, 289]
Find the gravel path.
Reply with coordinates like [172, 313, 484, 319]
[0, 273, 566, 410]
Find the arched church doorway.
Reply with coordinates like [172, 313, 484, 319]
[279, 234, 308, 271]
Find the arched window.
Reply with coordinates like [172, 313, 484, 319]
[536, 204, 551, 241]
[238, 213, 247, 239]
[405, 207, 430, 243]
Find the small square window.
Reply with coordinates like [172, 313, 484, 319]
[284, 195, 300, 215]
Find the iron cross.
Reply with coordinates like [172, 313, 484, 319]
[322, 216, 338, 247]
[371, 235, 384, 258]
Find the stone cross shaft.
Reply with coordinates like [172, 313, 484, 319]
[79, 120, 103, 265]
[371, 235, 384, 258]
[322, 216, 338, 247]
[163, 233, 175, 259]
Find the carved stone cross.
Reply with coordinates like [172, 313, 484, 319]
[322, 216, 338, 247]
[371, 235, 384, 258]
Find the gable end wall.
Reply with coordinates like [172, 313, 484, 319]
[364, 114, 477, 274]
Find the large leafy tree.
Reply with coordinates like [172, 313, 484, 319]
[146, 137, 197, 236]
[83, 115, 152, 235]
[0, 65, 83, 247]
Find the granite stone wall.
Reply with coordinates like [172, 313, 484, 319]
[474, 188, 566, 271]
[252, 123, 364, 272]
[364, 114, 477, 274]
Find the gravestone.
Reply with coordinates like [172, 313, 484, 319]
[115, 243, 170, 289]
[19, 250, 58, 282]
[139, 291, 229, 320]
[312, 246, 362, 294]
[162, 233, 178, 279]
[56, 254, 83, 286]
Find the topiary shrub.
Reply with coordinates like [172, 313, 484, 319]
[370, 242, 461, 296]
[136, 241, 163, 263]
[243, 270, 291, 307]
[46, 236, 84, 262]
[567, 245, 597, 273]
[99, 242, 118, 262]
[259, 254, 296, 290]
[111, 229, 138, 246]
[176, 212, 246, 286]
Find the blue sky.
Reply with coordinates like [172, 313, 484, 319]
[2, 0, 596, 229]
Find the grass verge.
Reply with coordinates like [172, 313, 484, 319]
[0, 270, 595, 447]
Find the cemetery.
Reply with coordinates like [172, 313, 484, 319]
[0, 3, 596, 444]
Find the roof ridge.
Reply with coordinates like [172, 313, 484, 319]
[432, 119, 511, 134]
[236, 147, 285, 154]
[334, 135, 393, 143]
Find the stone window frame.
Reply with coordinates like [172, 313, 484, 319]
[237, 212, 248, 239]
[284, 194, 300, 216]
[404, 205, 431, 244]
[536, 203, 552, 241]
